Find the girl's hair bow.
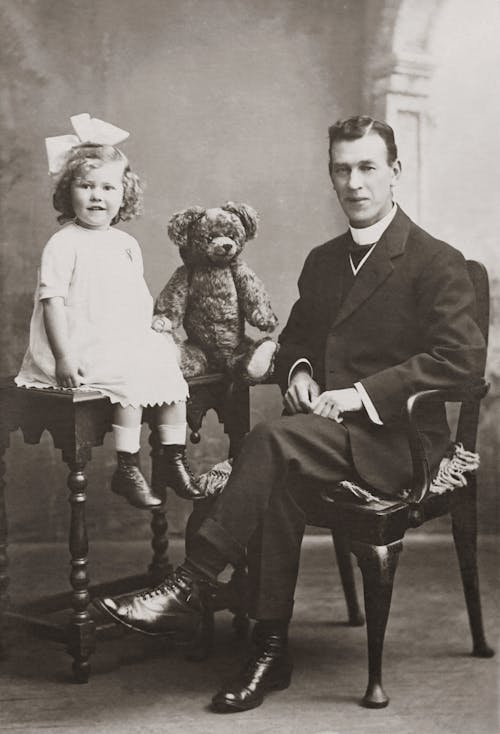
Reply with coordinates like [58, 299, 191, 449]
[45, 113, 129, 175]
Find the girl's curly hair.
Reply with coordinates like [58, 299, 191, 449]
[52, 143, 143, 225]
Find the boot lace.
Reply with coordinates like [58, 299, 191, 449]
[183, 460, 196, 483]
[120, 465, 139, 479]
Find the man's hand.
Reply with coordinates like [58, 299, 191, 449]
[283, 369, 320, 415]
[311, 387, 363, 422]
[55, 356, 86, 388]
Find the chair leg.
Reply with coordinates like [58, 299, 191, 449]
[232, 610, 250, 639]
[451, 481, 494, 658]
[332, 531, 364, 626]
[148, 509, 172, 584]
[351, 539, 403, 709]
[66, 462, 95, 684]
[148, 432, 172, 584]
[0, 451, 9, 659]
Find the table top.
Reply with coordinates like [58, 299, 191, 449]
[0, 373, 228, 404]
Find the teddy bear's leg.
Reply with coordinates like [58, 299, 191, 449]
[239, 337, 278, 384]
[178, 342, 210, 379]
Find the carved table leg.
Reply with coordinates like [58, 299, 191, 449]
[148, 430, 171, 584]
[66, 462, 95, 683]
[0, 451, 9, 659]
[351, 539, 403, 709]
[451, 479, 494, 658]
[223, 382, 250, 637]
[332, 531, 364, 626]
[224, 382, 250, 459]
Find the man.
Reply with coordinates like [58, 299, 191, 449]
[96, 116, 485, 712]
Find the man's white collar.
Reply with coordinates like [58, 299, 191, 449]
[349, 203, 397, 246]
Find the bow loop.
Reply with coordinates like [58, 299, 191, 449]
[45, 113, 129, 175]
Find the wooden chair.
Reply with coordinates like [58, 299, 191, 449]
[302, 260, 494, 708]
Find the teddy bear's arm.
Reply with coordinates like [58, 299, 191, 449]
[232, 261, 278, 332]
[154, 265, 189, 330]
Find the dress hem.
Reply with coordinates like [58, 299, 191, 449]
[13, 379, 189, 409]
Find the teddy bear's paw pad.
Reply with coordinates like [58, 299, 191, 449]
[247, 340, 277, 380]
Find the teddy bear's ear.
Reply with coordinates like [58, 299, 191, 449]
[167, 206, 205, 247]
[222, 202, 259, 241]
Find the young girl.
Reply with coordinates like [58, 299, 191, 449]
[16, 117, 204, 508]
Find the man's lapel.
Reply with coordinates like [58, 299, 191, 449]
[332, 207, 411, 329]
[319, 232, 350, 324]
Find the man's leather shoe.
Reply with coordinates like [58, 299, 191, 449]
[211, 630, 293, 713]
[93, 568, 209, 640]
[111, 451, 163, 509]
[161, 444, 205, 501]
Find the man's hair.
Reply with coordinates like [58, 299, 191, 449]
[53, 143, 143, 225]
[328, 116, 398, 168]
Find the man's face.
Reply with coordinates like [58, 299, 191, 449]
[329, 133, 401, 228]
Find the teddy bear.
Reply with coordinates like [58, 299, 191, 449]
[152, 202, 279, 383]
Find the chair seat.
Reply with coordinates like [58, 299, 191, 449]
[304, 480, 474, 545]
[304, 488, 409, 545]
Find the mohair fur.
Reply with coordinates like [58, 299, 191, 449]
[153, 202, 278, 382]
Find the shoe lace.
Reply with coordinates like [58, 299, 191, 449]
[135, 572, 189, 602]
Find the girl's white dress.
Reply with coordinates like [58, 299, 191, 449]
[15, 222, 188, 408]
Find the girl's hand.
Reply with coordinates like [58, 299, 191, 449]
[55, 357, 85, 388]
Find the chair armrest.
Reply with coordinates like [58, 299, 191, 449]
[404, 380, 489, 506]
[407, 380, 489, 409]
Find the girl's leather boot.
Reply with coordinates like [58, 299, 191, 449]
[111, 451, 163, 509]
[161, 444, 205, 500]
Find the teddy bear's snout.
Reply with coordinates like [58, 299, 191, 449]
[211, 236, 237, 257]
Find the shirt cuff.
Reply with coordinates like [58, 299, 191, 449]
[288, 358, 313, 386]
[354, 382, 383, 425]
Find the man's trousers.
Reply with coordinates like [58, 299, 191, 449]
[194, 413, 356, 620]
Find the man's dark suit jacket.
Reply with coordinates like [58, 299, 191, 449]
[274, 207, 486, 495]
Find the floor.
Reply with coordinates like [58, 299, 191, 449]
[0, 533, 498, 734]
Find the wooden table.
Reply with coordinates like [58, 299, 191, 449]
[0, 375, 249, 682]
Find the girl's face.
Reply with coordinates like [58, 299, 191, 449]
[71, 160, 125, 230]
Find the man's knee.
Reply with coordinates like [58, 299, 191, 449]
[242, 418, 281, 453]
[245, 415, 295, 446]
[242, 414, 316, 456]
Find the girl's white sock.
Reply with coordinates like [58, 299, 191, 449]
[112, 424, 141, 454]
[158, 423, 187, 445]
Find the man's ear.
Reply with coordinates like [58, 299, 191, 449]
[328, 154, 334, 185]
[390, 159, 402, 188]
